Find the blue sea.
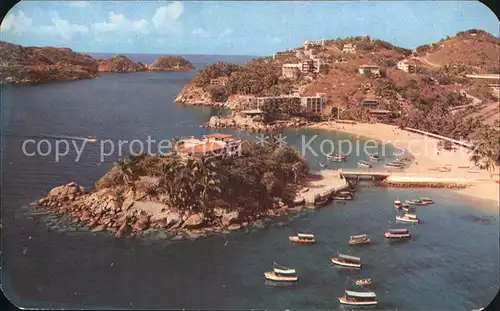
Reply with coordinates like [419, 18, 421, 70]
[1, 54, 498, 310]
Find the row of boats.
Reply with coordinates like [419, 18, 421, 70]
[358, 154, 411, 169]
[264, 196, 435, 306]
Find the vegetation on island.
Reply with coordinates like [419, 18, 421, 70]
[96, 140, 309, 219]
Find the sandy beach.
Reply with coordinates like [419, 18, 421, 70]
[310, 122, 500, 204]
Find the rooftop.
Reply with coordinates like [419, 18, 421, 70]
[180, 141, 226, 155]
[360, 64, 380, 68]
[204, 133, 234, 139]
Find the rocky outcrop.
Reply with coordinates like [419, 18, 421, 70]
[207, 113, 309, 132]
[97, 55, 147, 72]
[148, 55, 193, 71]
[0, 41, 98, 84]
[174, 83, 215, 106]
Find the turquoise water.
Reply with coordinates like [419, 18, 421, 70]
[1, 55, 498, 310]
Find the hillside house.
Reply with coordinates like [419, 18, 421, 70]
[359, 64, 381, 76]
[397, 60, 417, 73]
[361, 96, 379, 108]
[282, 63, 302, 79]
[301, 59, 316, 73]
[342, 43, 357, 53]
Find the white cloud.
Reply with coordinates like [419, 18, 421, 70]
[1, 10, 33, 35]
[220, 28, 233, 38]
[68, 1, 89, 8]
[36, 13, 89, 39]
[92, 12, 149, 34]
[192, 28, 210, 38]
[152, 2, 184, 28]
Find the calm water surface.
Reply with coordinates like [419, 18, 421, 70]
[1, 55, 498, 310]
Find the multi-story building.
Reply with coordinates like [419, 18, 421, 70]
[397, 60, 417, 73]
[301, 93, 328, 114]
[358, 64, 381, 76]
[301, 59, 315, 73]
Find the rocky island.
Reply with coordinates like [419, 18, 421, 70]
[33, 138, 316, 240]
[148, 55, 194, 71]
[97, 55, 148, 72]
[0, 41, 98, 84]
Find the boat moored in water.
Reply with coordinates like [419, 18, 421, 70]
[333, 194, 353, 200]
[405, 199, 429, 206]
[338, 289, 377, 306]
[357, 160, 372, 168]
[394, 200, 402, 209]
[385, 228, 411, 239]
[327, 153, 347, 162]
[420, 197, 434, 204]
[349, 234, 371, 245]
[368, 154, 380, 162]
[402, 203, 411, 212]
[396, 213, 420, 224]
[264, 262, 298, 282]
[86, 136, 97, 142]
[331, 253, 362, 268]
[314, 196, 330, 207]
[355, 278, 372, 286]
[289, 233, 315, 244]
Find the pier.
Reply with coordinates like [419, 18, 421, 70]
[340, 170, 391, 181]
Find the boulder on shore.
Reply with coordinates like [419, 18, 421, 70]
[182, 213, 205, 229]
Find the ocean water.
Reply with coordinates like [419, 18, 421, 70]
[0, 54, 498, 310]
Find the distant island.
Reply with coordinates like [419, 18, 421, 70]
[97, 54, 194, 73]
[0, 41, 98, 84]
[0, 41, 194, 83]
[34, 137, 316, 239]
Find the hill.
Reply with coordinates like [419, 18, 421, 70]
[0, 41, 98, 84]
[148, 55, 194, 71]
[415, 29, 500, 74]
[97, 55, 147, 72]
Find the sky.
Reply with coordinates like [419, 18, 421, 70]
[0, 1, 498, 55]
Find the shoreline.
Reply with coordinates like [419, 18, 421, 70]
[309, 122, 500, 205]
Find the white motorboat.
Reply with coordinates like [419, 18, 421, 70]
[331, 253, 362, 269]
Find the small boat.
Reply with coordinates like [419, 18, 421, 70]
[331, 253, 362, 268]
[402, 203, 410, 212]
[314, 196, 330, 207]
[319, 162, 326, 168]
[357, 160, 372, 168]
[405, 199, 429, 206]
[349, 234, 371, 245]
[292, 197, 305, 207]
[264, 262, 298, 282]
[289, 233, 315, 244]
[327, 153, 347, 162]
[86, 136, 97, 142]
[338, 289, 377, 306]
[333, 194, 353, 201]
[368, 154, 380, 162]
[385, 228, 411, 239]
[385, 161, 404, 169]
[355, 278, 372, 286]
[339, 190, 353, 196]
[420, 197, 434, 204]
[394, 200, 402, 209]
[396, 213, 420, 224]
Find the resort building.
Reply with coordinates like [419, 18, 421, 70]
[282, 63, 302, 79]
[301, 93, 328, 114]
[397, 60, 417, 73]
[361, 96, 380, 108]
[358, 64, 381, 76]
[369, 109, 392, 123]
[342, 43, 357, 53]
[303, 39, 325, 50]
[178, 134, 241, 158]
[301, 59, 316, 73]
